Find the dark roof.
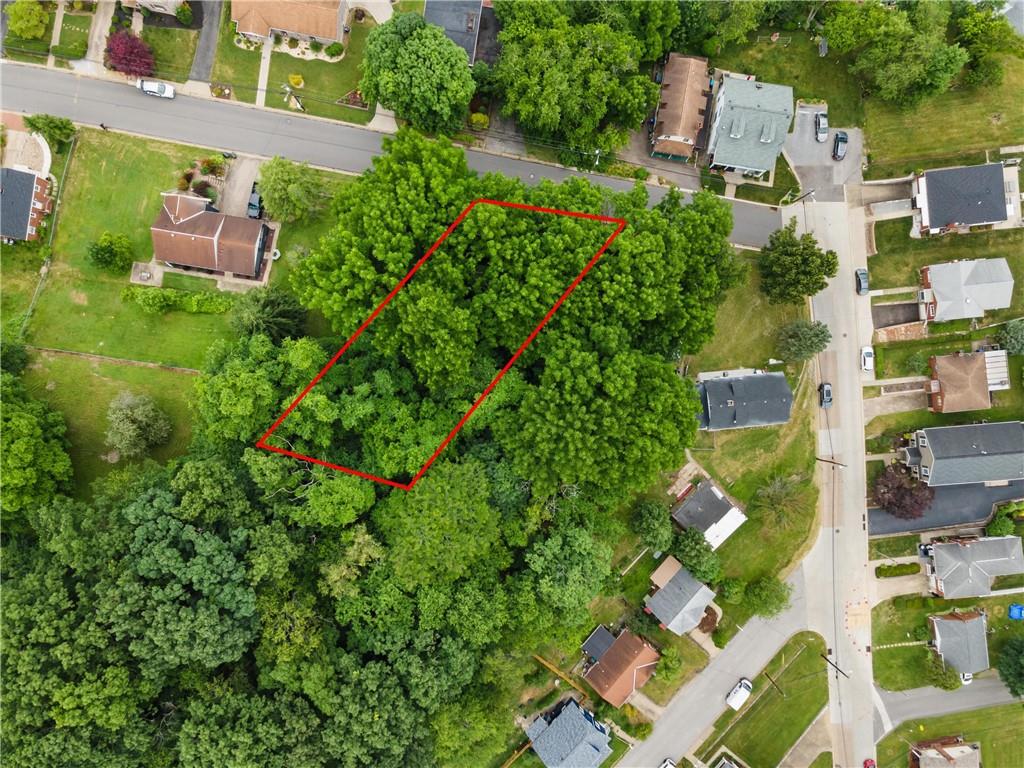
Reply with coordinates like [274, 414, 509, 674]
[932, 536, 1024, 598]
[475, 4, 500, 65]
[698, 373, 793, 430]
[424, 0, 481, 64]
[671, 480, 734, 532]
[920, 421, 1024, 486]
[582, 626, 616, 663]
[645, 567, 715, 635]
[525, 700, 611, 768]
[924, 164, 1007, 228]
[0, 167, 36, 240]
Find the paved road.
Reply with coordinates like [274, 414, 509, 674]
[189, 1, 221, 82]
[874, 678, 1019, 739]
[0, 63, 781, 248]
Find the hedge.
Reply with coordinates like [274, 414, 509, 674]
[875, 562, 921, 579]
[51, 42, 87, 59]
[122, 285, 235, 315]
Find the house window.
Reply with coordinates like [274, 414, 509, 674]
[918, 435, 927, 447]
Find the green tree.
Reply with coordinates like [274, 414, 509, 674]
[23, 114, 76, 149]
[170, 458, 255, 527]
[926, 650, 962, 690]
[672, 526, 721, 583]
[776, 320, 832, 361]
[258, 156, 321, 222]
[525, 525, 613, 627]
[987, 510, 1014, 537]
[630, 499, 674, 552]
[104, 390, 171, 458]
[1, 338, 29, 375]
[86, 232, 133, 272]
[744, 575, 792, 617]
[718, 577, 746, 604]
[999, 318, 1024, 355]
[231, 286, 306, 343]
[996, 635, 1024, 696]
[751, 475, 813, 531]
[361, 12, 475, 134]
[7, 0, 49, 39]
[759, 218, 838, 305]
[291, 470, 376, 528]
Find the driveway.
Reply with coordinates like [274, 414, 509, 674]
[863, 390, 928, 422]
[189, 1, 221, 82]
[874, 678, 1019, 740]
[219, 156, 262, 217]
[868, 480, 1024, 535]
[871, 302, 919, 329]
[785, 105, 863, 203]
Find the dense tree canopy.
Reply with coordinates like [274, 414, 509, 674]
[759, 218, 838, 305]
[6, 0, 49, 39]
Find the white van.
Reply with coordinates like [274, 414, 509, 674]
[726, 678, 753, 710]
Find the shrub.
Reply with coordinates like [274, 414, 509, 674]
[273, 33, 282, 46]
[999, 318, 1024, 355]
[183, 169, 194, 182]
[87, 232, 133, 272]
[175, 1, 192, 26]
[23, 114, 76, 149]
[288, 73, 304, 88]
[230, 287, 306, 343]
[121, 286, 235, 315]
[468, 112, 489, 131]
[191, 179, 211, 195]
[711, 627, 729, 648]
[139, 5, 150, 18]
[912, 624, 930, 642]
[987, 511, 1015, 537]
[905, 350, 931, 376]
[657, 645, 682, 677]
[202, 187, 217, 202]
[719, 577, 746, 605]
[105, 30, 154, 77]
[52, 42, 88, 59]
[926, 651, 961, 691]
[744, 576, 792, 618]
[310, 40, 322, 53]
[288, 37, 299, 49]
[874, 466, 933, 520]
[630, 499, 673, 553]
[874, 562, 920, 578]
[325, 41, 344, 57]
[200, 156, 225, 176]
[1, 339, 29, 375]
[105, 390, 171, 458]
[176, 175, 190, 191]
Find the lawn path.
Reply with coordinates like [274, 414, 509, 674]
[27, 345, 200, 374]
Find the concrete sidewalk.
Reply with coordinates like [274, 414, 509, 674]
[71, 0, 114, 77]
[45, 0, 65, 68]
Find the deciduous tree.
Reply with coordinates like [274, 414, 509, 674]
[631, 499, 674, 553]
[105, 391, 171, 458]
[7, 0, 49, 39]
[105, 31, 154, 77]
[744, 575, 792, 617]
[23, 114, 76, 149]
[759, 218, 838, 305]
[87, 231, 133, 272]
[997, 635, 1024, 696]
[231, 286, 306, 343]
[672, 526, 722, 583]
[258, 157, 321, 222]
[873, 466, 933, 520]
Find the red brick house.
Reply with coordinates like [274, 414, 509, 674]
[1, 167, 53, 242]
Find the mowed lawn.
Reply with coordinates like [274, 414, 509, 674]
[211, 1, 262, 103]
[142, 26, 199, 82]
[23, 353, 195, 495]
[875, 704, 1024, 768]
[55, 12, 91, 66]
[28, 129, 233, 368]
[266, 20, 375, 124]
[865, 55, 1024, 176]
[1, 242, 46, 338]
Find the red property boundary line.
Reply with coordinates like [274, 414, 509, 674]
[256, 199, 627, 490]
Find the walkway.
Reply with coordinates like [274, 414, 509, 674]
[45, 0, 65, 68]
[365, 105, 397, 134]
[71, 0, 114, 77]
[189, 0, 220, 81]
[865, 375, 929, 387]
[869, 286, 917, 297]
[779, 709, 831, 768]
[255, 38, 272, 107]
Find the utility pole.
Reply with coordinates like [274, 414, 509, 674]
[816, 456, 847, 468]
[763, 670, 785, 697]
[820, 653, 851, 679]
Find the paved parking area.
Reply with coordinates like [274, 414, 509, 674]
[784, 105, 863, 202]
[871, 302, 919, 329]
[219, 156, 262, 218]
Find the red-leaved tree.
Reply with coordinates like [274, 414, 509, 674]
[874, 466, 933, 520]
[105, 31, 154, 77]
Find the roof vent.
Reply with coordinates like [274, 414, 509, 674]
[760, 121, 775, 144]
[726, 399, 735, 407]
[728, 116, 744, 139]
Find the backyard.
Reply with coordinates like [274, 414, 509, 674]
[874, 704, 1024, 768]
[210, 1, 261, 103]
[142, 26, 199, 82]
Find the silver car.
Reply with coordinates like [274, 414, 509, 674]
[814, 112, 828, 142]
[136, 79, 175, 99]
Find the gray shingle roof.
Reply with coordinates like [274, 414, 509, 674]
[0, 167, 36, 240]
[927, 258, 1015, 322]
[924, 164, 1008, 228]
[526, 700, 612, 768]
[698, 372, 793, 431]
[708, 77, 793, 173]
[424, 0, 480, 64]
[932, 536, 1024, 598]
[931, 612, 990, 675]
[920, 422, 1024, 486]
[644, 567, 716, 635]
[671, 480, 736, 532]
[582, 626, 616, 663]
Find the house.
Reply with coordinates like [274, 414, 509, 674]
[0, 167, 52, 242]
[696, 371, 793, 431]
[918, 258, 1014, 322]
[231, 0, 346, 43]
[151, 192, 270, 279]
[120, 0, 186, 16]
[650, 54, 711, 164]
[424, 0, 499, 65]
[927, 350, 1010, 413]
[705, 75, 793, 178]
[671, 479, 747, 550]
[525, 699, 612, 768]
[928, 536, 1024, 598]
[929, 611, 990, 677]
[911, 737, 982, 768]
[580, 627, 660, 708]
[644, 555, 716, 635]
[913, 163, 1009, 234]
[900, 421, 1024, 486]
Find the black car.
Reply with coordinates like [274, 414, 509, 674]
[247, 182, 263, 219]
[832, 131, 848, 161]
[818, 382, 833, 409]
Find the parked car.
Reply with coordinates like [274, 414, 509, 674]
[855, 267, 869, 296]
[832, 130, 849, 161]
[960, 672, 974, 685]
[136, 79, 175, 99]
[658, 760, 677, 768]
[814, 112, 829, 142]
[819, 382, 834, 409]
[725, 678, 753, 710]
[247, 182, 263, 219]
[861, 345, 875, 372]
[864, 761, 877, 768]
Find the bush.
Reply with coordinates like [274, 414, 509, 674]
[23, 114, 76, 149]
[310, 40, 322, 53]
[744, 576, 792, 618]
[191, 179, 212, 195]
[905, 350, 931, 376]
[987, 511, 1015, 537]
[105, 390, 171, 458]
[139, 5, 150, 18]
[999, 318, 1024, 355]
[176, 175, 190, 191]
[719, 577, 746, 605]
[325, 41, 344, 57]
[874, 562, 920, 578]
[912, 624, 930, 642]
[288, 73, 304, 88]
[230, 287, 306, 343]
[87, 232, 133, 272]
[1, 339, 29, 375]
[51, 42, 88, 59]
[926, 651, 961, 691]
[175, 1, 192, 26]
[200, 156, 225, 176]
[273, 33, 282, 46]
[630, 499, 673, 553]
[657, 645, 682, 677]
[468, 112, 490, 131]
[121, 286, 235, 315]
[711, 627, 729, 648]
[288, 37, 299, 49]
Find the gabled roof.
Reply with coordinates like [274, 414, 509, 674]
[698, 372, 793, 431]
[708, 77, 793, 173]
[232, 0, 343, 40]
[0, 167, 37, 240]
[582, 629, 660, 708]
[424, 0, 481, 64]
[918, 421, 1024, 486]
[930, 611, 990, 675]
[926, 258, 1014, 322]
[525, 700, 611, 768]
[645, 561, 715, 635]
[917, 742, 981, 768]
[671, 480, 747, 550]
[929, 352, 991, 413]
[923, 164, 1007, 229]
[932, 536, 1024, 598]
[652, 54, 709, 159]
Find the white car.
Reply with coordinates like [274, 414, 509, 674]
[726, 678, 753, 710]
[658, 760, 677, 768]
[814, 112, 829, 142]
[136, 79, 175, 99]
[861, 345, 875, 372]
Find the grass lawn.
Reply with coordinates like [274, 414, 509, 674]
[869, 534, 920, 561]
[22, 352, 195, 495]
[711, 31, 863, 128]
[267, 21, 375, 124]
[3, 11, 54, 63]
[735, 155, 800, 205]
[697, 632, 829, 768]
[161, 272, 218, 292]
[55, 12, 91, 65]
[142, 26, 199, 83]
[875, 704, 1024, 768]
[642, 629, 710, 706]
[27, 129, 233, 368]
[211, 2, 262, 103]
[872, 593, 1024, 691]
[394, 0, 425, 13]
[864, 55, 1024, 179]
[809, 753, 833, 768]
[608, 734, 631, 766]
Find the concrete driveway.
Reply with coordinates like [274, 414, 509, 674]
[785, 105, 863, 203]
[219, 156, 262, 217]
[871, 302, 919, 329]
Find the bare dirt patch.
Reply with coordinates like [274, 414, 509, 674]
[70, 290, 88, 305]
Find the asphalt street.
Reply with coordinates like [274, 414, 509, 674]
[0, 63, 782, 247]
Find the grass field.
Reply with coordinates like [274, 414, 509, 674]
[865, 55, 1024, 178]
[267, 21, 375, 124]
[735, 156, 801, 205]
[697, 632, 829, 768]
[875, 704, 1024, 768]
[869, 534, 920, 561]
[27, 129, 233, 368]
[142, 26, 199, 83]
[22, 353, 195, 495]
[211, 2, 261, 103]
